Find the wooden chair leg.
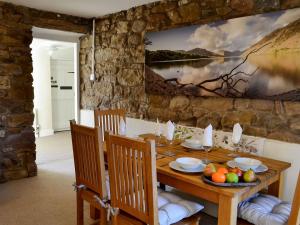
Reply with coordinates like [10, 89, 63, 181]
[90, 205, 100, 220]
[99, 207, 106, 225]
[77, 192, 84, 225]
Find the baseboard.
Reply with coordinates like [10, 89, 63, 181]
[39, 129, 54, 137]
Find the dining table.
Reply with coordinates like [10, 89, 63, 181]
[93, 133, 291, 225]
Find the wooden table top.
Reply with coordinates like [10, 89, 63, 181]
[155, 142, 291, 200]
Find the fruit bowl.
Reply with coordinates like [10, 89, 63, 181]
[234, 157, 261, 171]
[202, 175, 260, 187]
[176, 157, 203, 170]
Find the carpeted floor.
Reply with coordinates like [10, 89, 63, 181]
[0, 131, 97, 225]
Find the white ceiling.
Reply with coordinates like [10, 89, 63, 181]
[3, 0, 159, 18]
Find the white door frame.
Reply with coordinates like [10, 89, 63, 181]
[32, 27, 84, 124]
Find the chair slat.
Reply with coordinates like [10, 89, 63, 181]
[94, 109, 126, 141]
[106, 133, 158, 225]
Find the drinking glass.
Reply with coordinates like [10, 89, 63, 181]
[202, 145, 212, 164]
[228, 143, 240, 157]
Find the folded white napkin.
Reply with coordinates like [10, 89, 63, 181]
[232, 123, 243, 144]
[155, 118, 162, 136]
[202, 124, 213, 147]
[119, 118, 126, 135]
[165, 120, 175, 141]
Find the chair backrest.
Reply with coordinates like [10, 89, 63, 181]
[70, 120, 107, 199]
[94, 109, 126, 141]
[288, 171, 300, 225]
[105, 132, 158, 225]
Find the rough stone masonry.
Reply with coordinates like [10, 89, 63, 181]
[0, 1, 90, 182]
[80, 0, 300, 144]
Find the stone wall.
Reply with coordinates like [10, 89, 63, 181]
[0, 1, 90, 182]
[80, 0, 300, 143]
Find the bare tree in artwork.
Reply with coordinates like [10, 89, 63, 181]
[164, 43, 271, 98]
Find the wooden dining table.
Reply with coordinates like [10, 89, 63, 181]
[94, 134, 291, 225]
[155, 141, 291, 225]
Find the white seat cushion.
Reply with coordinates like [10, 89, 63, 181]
[238, 194, 291, 225]
[104, 175, 204, 225]
[158, 189, 204, 225]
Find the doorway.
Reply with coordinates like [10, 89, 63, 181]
[31, 39, 76, 136]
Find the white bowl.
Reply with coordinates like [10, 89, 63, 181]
[176, 157, 203, 170]
[185, 139, 202, 147]
[234, 157, 262, 170]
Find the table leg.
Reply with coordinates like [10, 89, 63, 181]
[268, 172, 282, 198]
[218, 195, 238, 225]
[90, 205, 100, 220]
[159, 183, 166, 191]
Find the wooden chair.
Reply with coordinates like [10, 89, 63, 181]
[105, 132, 203, 225]
[287, 171, 300, 225]
[237, 171, 300, 225]
[94, 109, 126, 141]
[70, 120, 108, 225]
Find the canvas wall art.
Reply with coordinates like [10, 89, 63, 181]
[145, 8, 300, 101]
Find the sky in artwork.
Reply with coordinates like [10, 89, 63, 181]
[146, 8, 300, 53]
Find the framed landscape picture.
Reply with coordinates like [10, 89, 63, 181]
[145, 8, 300, 101]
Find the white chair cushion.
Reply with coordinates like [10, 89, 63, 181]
[238, 194, 291, 225]
[105, 171, 110, 200]
[158, 188, 204, 225]
[105, 176, 204, 225]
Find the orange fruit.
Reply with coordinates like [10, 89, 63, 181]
[212, 172, 226, 183]
[217, 167, 229, 174]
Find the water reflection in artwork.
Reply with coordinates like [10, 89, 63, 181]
[145, 8, 300, 101]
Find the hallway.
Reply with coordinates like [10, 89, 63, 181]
[0, 132, 96, 225]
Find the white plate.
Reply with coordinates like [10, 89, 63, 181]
[169, 161, 205, 173]
[181, 142, 204, 150]
[227, 160, 268, 173]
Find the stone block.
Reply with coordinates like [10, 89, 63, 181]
[234, 98, 250, 110]
[132, 20, 146, 33]
[169, 96, 190, 110]
[250, 99, 274, 111]
[230, 0, 254, 12]
[149, 95, 171, 108]
[284, 101, 300, 116]
[167, 10, 182, 23]
[147, 106, 178, 122]
[289, 116, 300, 132]
[267, 130, 300, 143]
[178, 118, 197, 127]
[110, 34, 126, 48]
[7, 113, 34, 128]
[178, 2, 201, 22]
[117, 69, 143, 86]
[221, 111, 256, 128]
[216, 6, 232, 16]
[0, 129, 5, 137]
[196, 112, 221, 129]
[191, 97, 233, 111]
[243, 125, 268, 137]
[116, 21, 128, 33]
[0, 76, 10, 89]
[0, 63, 22, 76]
[128, 33, 142, 46]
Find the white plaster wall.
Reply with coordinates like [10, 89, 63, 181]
[32, 41, 53, 137]
[80, 109, 299, 202]
[51, 47, 74, 60]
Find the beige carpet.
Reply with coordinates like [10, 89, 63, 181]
[0, 131, 97, 225]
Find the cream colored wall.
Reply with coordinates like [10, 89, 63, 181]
[80, 109, 299, 202]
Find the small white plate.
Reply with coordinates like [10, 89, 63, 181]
[227, 160, 268, 173]
[169, 161, 205, 173]
[181, 142, 204, 150]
